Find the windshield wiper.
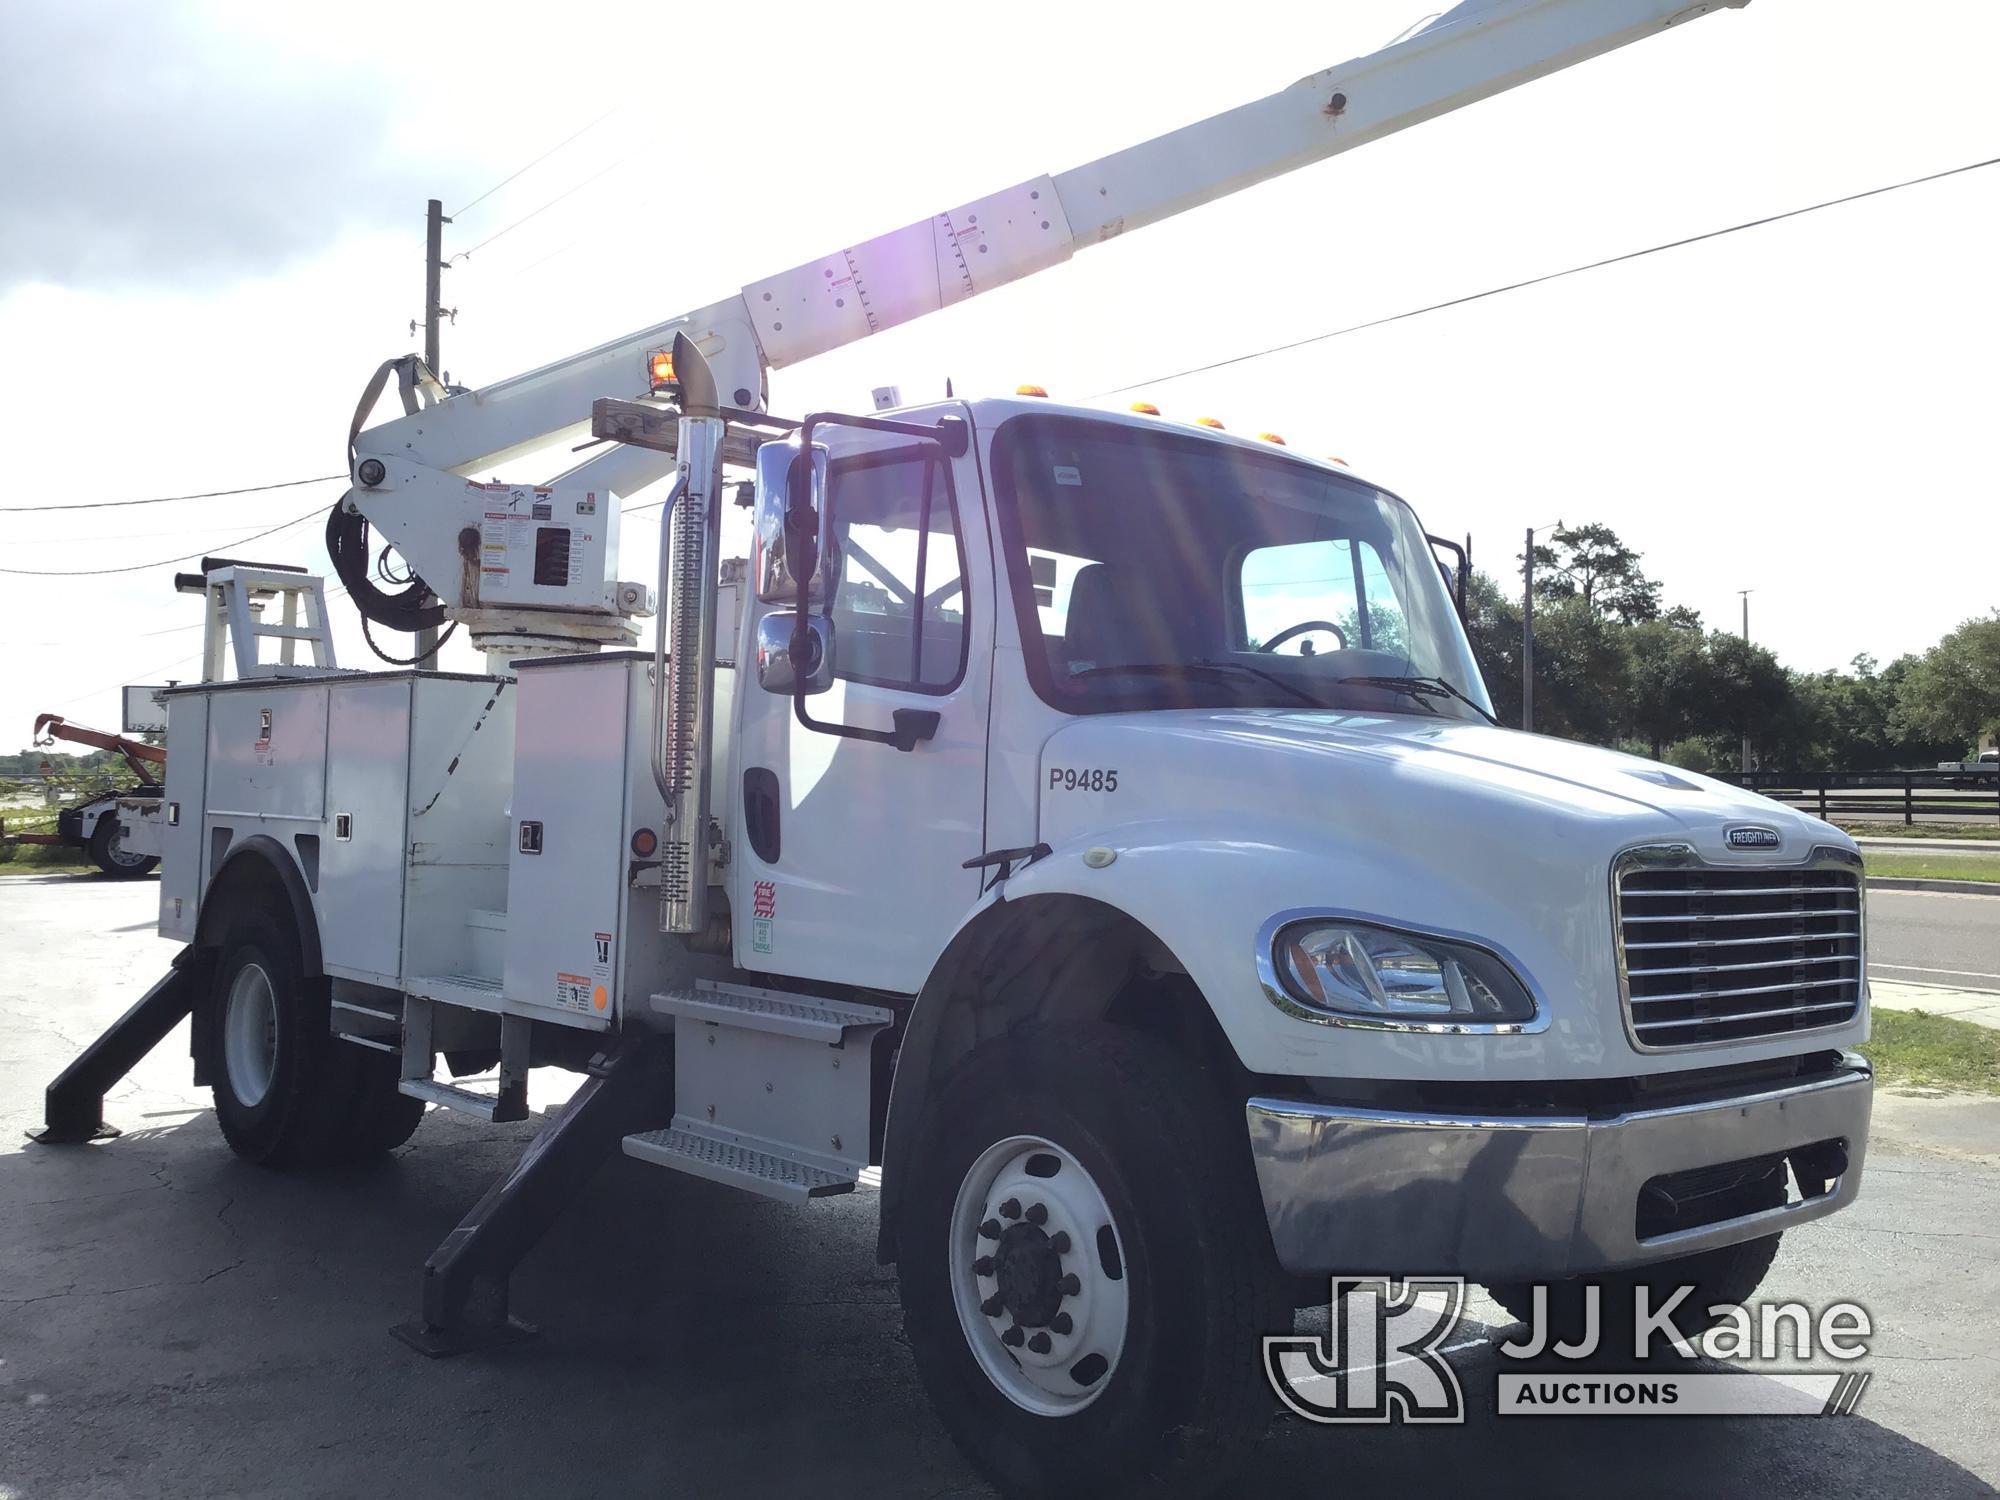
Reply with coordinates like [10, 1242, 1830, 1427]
[1337, 673, 1500, 725]
[1069, 659, 1322, 708]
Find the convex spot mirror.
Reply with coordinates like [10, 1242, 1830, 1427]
[754, 440, 838, 607]
[756, 614, 834, 696]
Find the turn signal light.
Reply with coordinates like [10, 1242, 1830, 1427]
[1016, 384, 1049, 397]
[630, 827, 659, 858]
[1194, 416, 1225, 430]
[647, 348, 676, 391]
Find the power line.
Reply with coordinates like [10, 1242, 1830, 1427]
[1101, 154, 2000, 395]
[450, 160, 624, 264]
[449, 107, 620, 220]
[0, 505, 327, 578]
[0, 474, 343, 515]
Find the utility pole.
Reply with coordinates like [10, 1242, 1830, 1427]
[1739, 588, 1754, 773]
[416, 199, 451, 670]
[1522, 525, 1535, 733]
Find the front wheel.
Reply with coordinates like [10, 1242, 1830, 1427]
[896, 1024, 1285, 1499]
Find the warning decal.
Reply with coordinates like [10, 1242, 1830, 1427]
[555, 972, 591, 1011]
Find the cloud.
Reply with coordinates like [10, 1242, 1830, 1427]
[0, 4, 461, 292]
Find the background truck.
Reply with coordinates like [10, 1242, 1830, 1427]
[0, 711, 163, 877]
[36, 2, 1873, 1493]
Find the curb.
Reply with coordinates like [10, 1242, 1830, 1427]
[1867, 877, 2000, 897]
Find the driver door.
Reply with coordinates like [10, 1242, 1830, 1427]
[729, 421, 991, 994]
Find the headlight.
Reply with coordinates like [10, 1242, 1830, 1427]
[1273, 920, 1536, 1025]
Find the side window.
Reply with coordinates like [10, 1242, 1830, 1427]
[827, 449, 968, 692]
[1240, 537, 1407, 655]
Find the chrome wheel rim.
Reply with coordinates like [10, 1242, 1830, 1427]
[948, 1135, 1130, 1416]
[104, 822, 148, 868]
[223, 962, 279, 1108]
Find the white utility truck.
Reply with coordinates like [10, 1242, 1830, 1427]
[39, 2, 1873, 1492]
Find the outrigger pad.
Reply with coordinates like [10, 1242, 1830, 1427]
[32, 961, 195, 1145]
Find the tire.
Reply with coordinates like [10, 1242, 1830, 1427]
[1485, 1172, 1786, 1351]
[205, 908, 420, 1166]
[895, 1024, 1285, 1499]
[88, 810, 158, 879]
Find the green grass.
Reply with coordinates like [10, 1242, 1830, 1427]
[1838, 821, 2000, 842]
[1865, 1009, 2000, 1094]
[1864, 852, 2000, 883]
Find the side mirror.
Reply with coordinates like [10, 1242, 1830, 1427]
[753, 440, 838, 606]
[756, 613, 834, 696]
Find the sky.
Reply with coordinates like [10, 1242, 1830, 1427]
[3, 0, 1996, 743]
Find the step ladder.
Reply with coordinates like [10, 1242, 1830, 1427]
[193, 564, 341, 680]
[396, 997, 532, 1123]
[623, 980, 893, 1204]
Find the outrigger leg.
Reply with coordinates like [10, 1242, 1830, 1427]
[390, 1037, 674, 1357]
[29, 955, 198, 1144]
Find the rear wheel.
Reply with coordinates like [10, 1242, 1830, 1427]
[896, 1024, 1284, 1499]
[205, 907, 421, 1166]
[88, 810, 157, 878]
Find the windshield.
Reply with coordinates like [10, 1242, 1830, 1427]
[991, 414, 1494, 721]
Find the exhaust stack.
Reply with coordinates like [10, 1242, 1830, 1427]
[656, 332, 725, 936]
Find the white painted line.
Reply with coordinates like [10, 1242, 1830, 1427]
[1872, 964, 2000, 983]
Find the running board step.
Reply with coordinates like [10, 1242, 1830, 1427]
[623, 1125, 857, 1204]
[649, 980, 893, 1042]
[625, 980, 893, 1205]
[399, 1078, 529, 1124]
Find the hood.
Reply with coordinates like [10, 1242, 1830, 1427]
[1035, 708, 1849, 869]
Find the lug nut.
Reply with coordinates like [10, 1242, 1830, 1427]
[973, 1256, 995, 1277]
[1058, 1273, 1081, 1297]
[1027, 1332, 1052, 1354]
[1050, 1312, 1073, 1335]
[999, 1198, 1022, 1220]
[1049, 1231, 1071, 1255]
[981, 1293, 1006, 1318]
[1001, 1325, 1025, 1348]
[1024, 1202, 1048, 1226]
[979, 1218, 1002, 1241]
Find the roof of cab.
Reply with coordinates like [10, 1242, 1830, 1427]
[877, 393, 1375, 488]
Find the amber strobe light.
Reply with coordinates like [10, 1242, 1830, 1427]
[647, 348, 676, 392]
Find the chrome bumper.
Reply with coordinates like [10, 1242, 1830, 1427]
[1246, 1054, 1871, 1279]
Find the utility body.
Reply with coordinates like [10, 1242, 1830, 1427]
[40, 2, 1874, 1491]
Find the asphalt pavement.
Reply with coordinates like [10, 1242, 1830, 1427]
[1868, 888, 2000, 994]
[3, 874, 1997, 1499]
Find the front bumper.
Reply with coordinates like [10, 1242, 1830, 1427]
[1246, 1053, 1871, 1280]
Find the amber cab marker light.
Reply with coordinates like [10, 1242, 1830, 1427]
[1016, 384, 1049, 398]
[1257, 432, 1287, 445]
[1194, 416, 1225, 429]
[1129, 401, 1161, 415]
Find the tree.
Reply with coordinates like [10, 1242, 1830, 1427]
[1895, 611, 2000, 753]
[1528, 523, 1662, 624]
[1623, 620, 1711, 759]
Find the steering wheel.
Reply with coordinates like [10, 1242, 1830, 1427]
[1259, 619, 1347, 654]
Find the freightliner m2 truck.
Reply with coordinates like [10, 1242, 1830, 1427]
[38, 2, 1871, 1492]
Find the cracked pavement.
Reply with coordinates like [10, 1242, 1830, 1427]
[2, 875, 1997, 1498]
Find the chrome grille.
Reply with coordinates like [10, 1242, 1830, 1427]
[1614, 847, 1863, 1049]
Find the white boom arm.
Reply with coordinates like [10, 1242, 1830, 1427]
[348, 0, 1744, 645]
